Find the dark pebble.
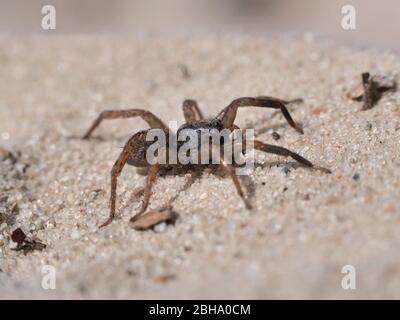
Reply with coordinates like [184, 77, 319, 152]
[282, 167, 291, 175]
[271, 132, 280, 140]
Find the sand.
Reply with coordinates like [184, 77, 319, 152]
[0, 33, 399, 299]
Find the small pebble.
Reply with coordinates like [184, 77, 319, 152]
[67, 193, 74, 204]
[199, 193, 208, 200]
[312, 106, 325, 116]
[154, 222, 167, 233]
[271, 132, 280, 140]
[70, 228, 81, 240]
[349, 156, 358, 164]
[1, 132, 10, 141]
[0, 147, 11, 160]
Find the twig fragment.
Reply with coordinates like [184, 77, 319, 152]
[11, 228, 46, 255]
[347, 72, 396, 110]
[129, 205, 175, 231]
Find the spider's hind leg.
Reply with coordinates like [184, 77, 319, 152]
[253, 140, 331, 173]
[219, 96, 304, 134]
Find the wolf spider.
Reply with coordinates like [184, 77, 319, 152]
[82, 96, 331, 227]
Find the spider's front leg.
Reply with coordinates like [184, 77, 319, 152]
[99, 137, 134, 228]
[99, 131, 151, 228]
[82, 109, 166, 139]
[218, 96, 303, 134]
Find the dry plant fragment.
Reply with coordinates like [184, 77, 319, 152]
[362, 73, 380, 110]
[129, 205, 175, 231]
[11, 228, 46, 255]
[347, 72, 396, 110]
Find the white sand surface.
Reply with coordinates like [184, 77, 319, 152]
[0, 33, 399, 299]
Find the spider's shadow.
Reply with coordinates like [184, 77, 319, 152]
[242, 103, 304, 136]
[245, 117, 304, 137]
[134, 159, 306, 207]
[67, 134, 106, 141]
[254, 160, 305, 171]
[135, 164, 258, 202]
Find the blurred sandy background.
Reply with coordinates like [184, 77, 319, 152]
[0, 0, 399, 50]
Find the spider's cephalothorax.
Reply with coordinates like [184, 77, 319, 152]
[82, 97, 331, 227]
